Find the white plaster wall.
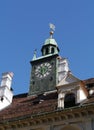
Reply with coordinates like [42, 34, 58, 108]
[0, 97, 10, 110]
[1, 73, 13, 89]
[4, 87, 13, 102]
[0, 87, 5, 97]
[77, 88, 87, 103]
[0, 87, 13, 110]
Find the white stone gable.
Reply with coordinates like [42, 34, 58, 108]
[57, 72, 88, 108]
[57, 72, 80, 87]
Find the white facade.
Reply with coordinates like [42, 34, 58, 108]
[57, 73, 88, 108]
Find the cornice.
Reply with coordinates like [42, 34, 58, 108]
[0, 103, 94, 129]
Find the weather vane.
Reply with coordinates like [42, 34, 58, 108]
[49, 23, 55, 31]
[49, 23, 55, 38]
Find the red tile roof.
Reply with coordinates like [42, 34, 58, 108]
[84, 78, 94, 84]
[0, 92, 58, 122]
[0, 78, 94, 122]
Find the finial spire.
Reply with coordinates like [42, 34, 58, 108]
[49, 23, 55, 38]
[32, 49, 37, 60]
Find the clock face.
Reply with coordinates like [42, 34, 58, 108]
[35, 62, 52, 78]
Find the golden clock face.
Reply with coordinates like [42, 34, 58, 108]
[35, 62, 52, 78]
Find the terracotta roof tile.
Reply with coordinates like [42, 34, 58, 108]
[0, 78, 94, 122]
[84, 78, 94, 84]
[0, 92, 58, 122]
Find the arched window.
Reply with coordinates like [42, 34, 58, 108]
[64, 93, 75, 108]
[46, 47, 49, 55]
[51, 47, 54, 53]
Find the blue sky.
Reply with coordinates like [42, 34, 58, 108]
[0, 0, 94, 95]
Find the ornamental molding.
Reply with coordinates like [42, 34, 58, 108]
[0, 105, 94, 129]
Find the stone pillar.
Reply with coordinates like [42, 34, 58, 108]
[58, 93, 65, 108]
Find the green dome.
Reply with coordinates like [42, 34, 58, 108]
[44, 38, 58, 47]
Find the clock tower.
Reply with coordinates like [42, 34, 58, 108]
[28, 24, 69, 96]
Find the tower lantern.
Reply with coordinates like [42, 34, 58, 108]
[41, 24, 59, 56]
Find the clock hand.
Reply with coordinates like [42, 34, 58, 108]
[40, 66, 47, 75]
